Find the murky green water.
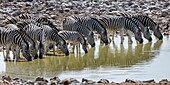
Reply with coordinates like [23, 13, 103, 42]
[0, 35, 170, 82]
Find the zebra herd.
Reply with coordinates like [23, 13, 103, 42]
[0, 13, 163, 61]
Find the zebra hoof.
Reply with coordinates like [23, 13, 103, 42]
[4, 59, 8, 62]
[85, 50, 88, 53]
[34, 54, 39, 59]
[39, 54, 43, 59]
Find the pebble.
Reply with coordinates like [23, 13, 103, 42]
[82, 78, 96, 84]
[97, 79, 110, 84]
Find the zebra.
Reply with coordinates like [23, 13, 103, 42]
[98, 15, 143, 44]
[0, 26, 32, 61]
[71, 15, 109, 45]
[41, 25, 69, 56]
[16, 21, 69, 56]
[16, 21, 46, 59]
[3, 16, 42, 59]
[125, 17, 152, 42]
[4, 24, 38, 60]
[120, 13, 163, 40]
[58, 31, 88, 53]
[63, 16, 95, 47]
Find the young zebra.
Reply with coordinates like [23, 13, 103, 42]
[58, 31, 88, 53]
[71, 15, 109, 45]
[99, 15, 143, 44]
[121, 13, 163, 40]
[63, 16, 95, 47]
[0, 26, 32, 61]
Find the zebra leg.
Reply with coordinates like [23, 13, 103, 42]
[5, 45, 11, 61]
[44, 42, 49, 55]
[120, 28, 124, 44]
[11, 46, 16, 61]
[39, 42, 44, 59]
[15, 46, 21, 61]
[34, 42, 39, 59]
[126, 30, 133, 44]
[110, 31, 115, 44]
[52, 42, 55, 55]
[2, 47, 6, 60]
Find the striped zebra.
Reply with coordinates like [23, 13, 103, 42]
[3, 16, 44, 59]
[98, 15, 143, 44]
[16, 21, 69, 56]
[58, 31, 88, 53]
[120, 13, 163, 40]
[0, 26, 32, 61]
[125, 17, 152, 42]
[3, 15, 62, 58]
[63, 16, 95, 47]
[16, 21, 46, 59]
[71, 15, 109, 45]
[4, 24, 38, 60]
[41, 25, 69, 56]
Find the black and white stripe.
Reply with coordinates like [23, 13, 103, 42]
[58, 31, 88, 53]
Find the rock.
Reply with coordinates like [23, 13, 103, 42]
[2, 75, 12, 82]
[125, 79, 142, 83]
[26, 80, 34, 85]
[142, 79, 155, 83]
[159, 79, 169, 83]
[60, 78, 79, 84]
[35, 76, 48, 84]
[97, 79, 109, 84]
[82, 78, 96, 84]
[50, 76, 61, 84]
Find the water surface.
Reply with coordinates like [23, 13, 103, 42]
[0, 35, 170, 82]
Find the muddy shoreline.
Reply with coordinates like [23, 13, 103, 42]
[0, 75, 170, 85]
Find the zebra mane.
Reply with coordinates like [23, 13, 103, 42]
[90, 17, 107, 32]
[4, 16, 18, 25]
[16, 21, 31, 30]
[18, 14, 33, 19]
[36, 17, 60, 32]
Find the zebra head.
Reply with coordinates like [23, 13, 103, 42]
[100, 30, 109, 45]
[153, 25, 163, 40]
[29, 44, 38, 59]
[87, 31, 95, 47]
[91, 17, 109, 45]
[58, 36, 69, 56]
[134, 28, 143, 44]
[143, 27, 152, 42]
[78, 37, 88, 53]
[21, 40, 32, 61]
